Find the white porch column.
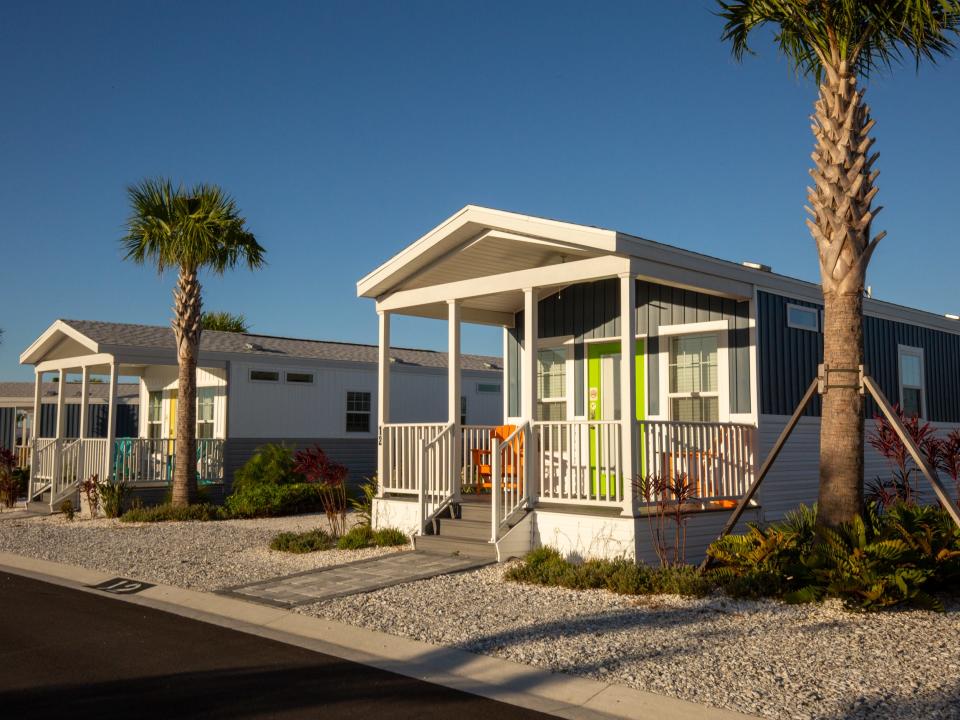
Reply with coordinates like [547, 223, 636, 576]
[376, 311, 390, 497]
[55, 369, 67, 439]
[30, 371, 42, 495]
[448, 300, 462, 502]
[522, 288, 538, 504]
[619, 273, 638, 517]
[104, 359, 118, 482]
[79, 366, 90, 439]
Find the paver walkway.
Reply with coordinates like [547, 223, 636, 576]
[225, 551, 493, 607]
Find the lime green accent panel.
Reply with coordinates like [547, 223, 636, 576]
[585, 340, 644, 496]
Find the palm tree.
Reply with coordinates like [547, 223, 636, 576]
[201, 311, 250, 333]
[717, 1, 960, 529]
[122, 179, 265, 506]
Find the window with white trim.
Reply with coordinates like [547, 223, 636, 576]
[668, 334, 719, 422]
[787, 304, 819, 332]
[346, 391, 371, 432]
[536, 347, 567, 421]
[147, 391, 163, 439]
[196, 387, 215, 439]
[898, 346, 926, 418]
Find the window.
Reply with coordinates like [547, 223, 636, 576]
[250, 369, 279, 382]
[536, 347, 567, 421]
[286, 372, 314, 384]
[787, 304, 819, 332]
[460, 396, 467, 425]
[346, 391, 371, 432]
[668, 334, 719, 422]
[476, 383, 501, 394]
[147, 391, 163, 439]
[197, 388, 215, 439]
[898, 346, 926, 418]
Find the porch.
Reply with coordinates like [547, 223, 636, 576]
[359, 207, 761, 553]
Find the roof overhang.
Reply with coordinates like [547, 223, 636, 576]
[19, 320, 99, 365]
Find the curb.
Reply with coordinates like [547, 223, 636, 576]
[0, 551, 759, 720]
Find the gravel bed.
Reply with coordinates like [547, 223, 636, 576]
[303, 564, 960, 720]
[0, 513, 408, 590]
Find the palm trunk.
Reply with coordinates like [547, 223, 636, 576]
[808, 60, 883, 529]
[172, 266, 202, 507]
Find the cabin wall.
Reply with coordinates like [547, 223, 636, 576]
[507, 278, 752, 418]
[38, 403, 139, 439]
[139, 366, 227, 440]
[757, 290, 960, 421]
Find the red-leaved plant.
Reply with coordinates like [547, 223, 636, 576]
[79, 474, 101, 518]
[633, 473, 697, 567]
[867, 405, 940, 508]
[936, 429, 960, 510]
[293, 446, 349, 536]
[0, 448, 18, 509]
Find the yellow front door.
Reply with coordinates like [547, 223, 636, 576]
[167, 391, 178, 459]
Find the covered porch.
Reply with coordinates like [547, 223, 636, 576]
[359, 207, 759, 551]
[19, 321, 226, 510]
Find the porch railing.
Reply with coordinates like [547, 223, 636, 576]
[15, 444, 31, 469]
[535, 420, 623, 506]
[113, 438, 224, 485]
[491, 422, 530, 540]
[462, 424, 496, 492]
[418, 423, 455, 533]
[380, 423, 448, 495]
[637, 420, 756, 502]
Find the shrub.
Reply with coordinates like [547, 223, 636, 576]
[225, 482, 326, 518]
[0, 449, 23, 508]
[505, 547, 713, 597]
[373, 527, 408, 547]
[79, 474, 101, 518]
[120, 502, 227, 523]
[337, 525, 375, 549]
[350, 477, 377, 528]
[633, 473, 698, 567]
[100, 479, 130, 519]
[294, 446, 349, 536]
[59, 499, 75, 521]
[232, 444, 301, 494]
[270, 528, 335, 553]
[867, 407, 940, 507]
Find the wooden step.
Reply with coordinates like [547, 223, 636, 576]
[414, 534, 497, 561]
[455, 498, 491, 523]
[434, 517, 489, 542]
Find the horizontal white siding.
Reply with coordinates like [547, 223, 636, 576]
[228, 360, 502, 439]
[757, 414, 960, 522]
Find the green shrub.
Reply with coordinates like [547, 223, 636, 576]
[505, 548, 712, 597]
[225, 482, 325, 518]
[337, 525, 376, 549]
[59, 499, 75, 521]
[350, 477, 377, 528]
[373, 527, 409, 547]
[120, 502, 227, 523]
[100, 480, 130, 519]
[232, 444, 301, 493]
[270, 528, 335, 553]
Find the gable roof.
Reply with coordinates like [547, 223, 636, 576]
[23, 320, 501, 372]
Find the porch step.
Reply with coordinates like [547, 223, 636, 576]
[433, 517, 490, 542]
[414, 534, 497, 561]
[455, 496, 492, 523]
[26, 501, 53, 515]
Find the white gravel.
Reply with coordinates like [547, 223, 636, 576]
[0, 513, 407, 590]
[2, 514, 957, 720]
[302, 564, 960, 720]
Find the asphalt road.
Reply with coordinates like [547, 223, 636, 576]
[0, 571, 556, 720]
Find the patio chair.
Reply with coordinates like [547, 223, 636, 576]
[471, 425, 524, 492]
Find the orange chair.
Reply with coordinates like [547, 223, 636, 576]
[471, 425, 524, 491]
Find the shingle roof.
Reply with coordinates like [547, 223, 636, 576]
[60, 320, 502, 372]
[0, 382, 140, 403]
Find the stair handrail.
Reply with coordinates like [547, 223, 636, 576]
[490, 421, 530, 542]
[417, 422, 455, 534]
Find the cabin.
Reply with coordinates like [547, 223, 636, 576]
[358, 206, 960, 562]
[18, 320, 502, 510]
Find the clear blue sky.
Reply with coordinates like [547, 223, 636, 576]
[2, 1, 958, 380]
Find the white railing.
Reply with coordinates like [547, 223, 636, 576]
[113, 438, 224, 485]
[637, 421, 756, 503]
[491, 422, 530, 541]
[462, 424, 497, 492]
[380, 423, 448, 495]
[14, 444, 31, 469]
[535, 420, 623, 506]
[418, 423, 455, 533]
[29, 438, 58, 500]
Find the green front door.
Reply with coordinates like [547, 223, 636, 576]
[586, 340, 644, 496]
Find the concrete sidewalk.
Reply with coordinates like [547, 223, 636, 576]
[0, 551, 760, 720]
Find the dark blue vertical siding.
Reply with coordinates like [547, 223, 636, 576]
[36, 403, 139, 438]
[757, 290, 960, 422]
[506, 279, 752, 416]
